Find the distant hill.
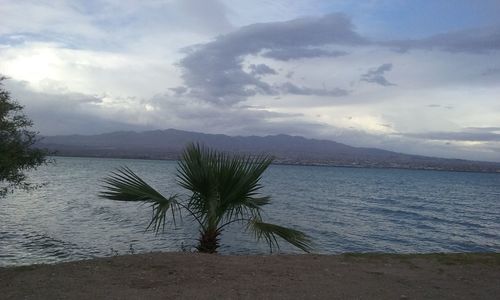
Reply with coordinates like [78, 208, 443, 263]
[37, 128, 500, 173]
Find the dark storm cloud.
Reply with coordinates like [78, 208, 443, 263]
[179, 13, 366, 105]
[481, 67, 500, 76]
[261, 48, 348, 61]
[169, 86, 188, 95]
[464, 127, 500, 132]
[178, 13, 500, 106]
[419, 26, 500, 53]
[385, 26, 500, 53]
[426, 104, 454, 109]
[278, 82, 349, 96]
[150, 93, 296, 121]
[401, 129, 500, 142]
[248, 64, 277, 76]
[360, 63, 396, 86]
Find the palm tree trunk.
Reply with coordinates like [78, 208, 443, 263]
[196, 229, 220, 253]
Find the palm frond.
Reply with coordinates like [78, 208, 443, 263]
[146, 197, 179, 234]
[177, 143, 274, 226]
[248, 219, 312, 253]
[99, 167, 179, 233]
[100, 167, 164, 202]
[177, 144, 218, 224]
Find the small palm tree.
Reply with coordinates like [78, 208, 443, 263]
[99, 143, 311, 253]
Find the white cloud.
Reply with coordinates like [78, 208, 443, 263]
[0, 42, 182, 98]
[0, 1, 499, 161]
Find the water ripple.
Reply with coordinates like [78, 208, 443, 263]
[1, 157, 499, 266]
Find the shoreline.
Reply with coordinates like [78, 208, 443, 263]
[47, 154, 500, 174]
[2, 252, 499, 299]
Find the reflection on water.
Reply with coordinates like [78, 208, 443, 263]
[1, 156, 499, 266]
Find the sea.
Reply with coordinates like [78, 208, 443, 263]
[1, 156, 499, 266]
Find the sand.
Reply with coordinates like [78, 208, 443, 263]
[1, 252, 499, 299]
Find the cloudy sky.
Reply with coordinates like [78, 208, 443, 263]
[1, 0, 500, 161]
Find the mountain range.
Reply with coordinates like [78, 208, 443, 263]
[37, 128, 500, 173]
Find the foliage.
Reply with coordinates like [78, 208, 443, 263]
[100, 143, 312, 253]
[0, 76, 47, 197]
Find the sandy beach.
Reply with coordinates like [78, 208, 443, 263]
[1, 252, 499, 299]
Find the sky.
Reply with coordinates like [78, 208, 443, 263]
[1, 0, 500, 161]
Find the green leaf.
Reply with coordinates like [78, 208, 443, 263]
[177, 143, 274, 227]
[1, 76, 47, 197]
[248, 219, 312, 253]
[99, 167, 179, 233]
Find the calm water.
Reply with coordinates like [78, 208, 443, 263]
[1, 156, 499, 266]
